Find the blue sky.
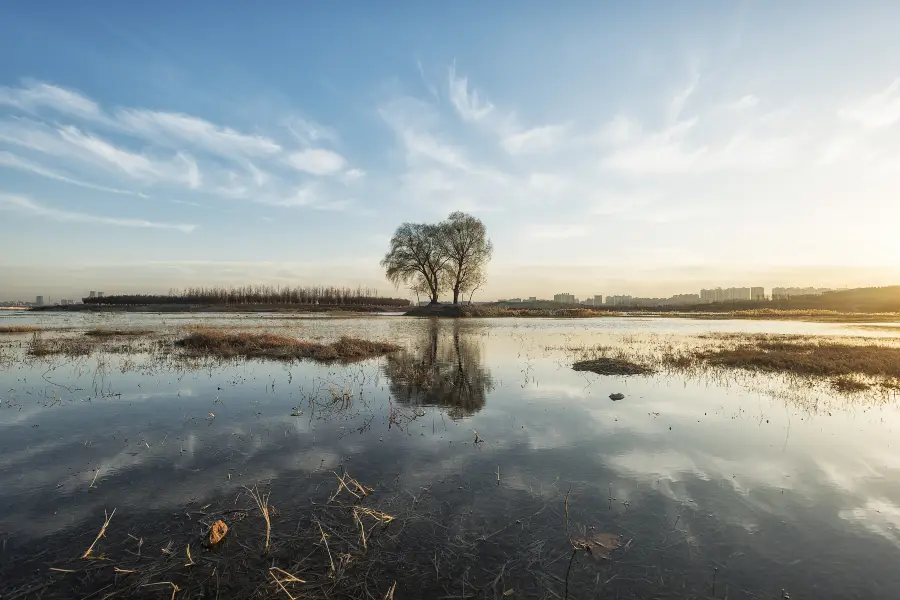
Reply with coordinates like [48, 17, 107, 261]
[2, 1, 900, 301]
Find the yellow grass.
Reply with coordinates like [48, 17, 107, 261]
[176, 329, 400, 362]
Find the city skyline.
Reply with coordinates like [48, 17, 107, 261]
[2, 3, 900, 298]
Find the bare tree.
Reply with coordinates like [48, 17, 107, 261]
[438, 212, 493, 305]
[381, 222, 449, 304]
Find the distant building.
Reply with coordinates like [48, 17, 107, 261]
[594, 295, 604, 306]
[89, 291, 97, 298]
[751, 287, 765, 301]
[553, 293, 576, 304]
[700, 288, 718, 303]
[97, 291, 104, 298]
[528, 297, 537, 302]
[732, 287, 751, 301]
[35, 295, 44, 306]
[670, 293, 700, 305]
[606, 295, 633, 306]
[508, 298, 522, 303]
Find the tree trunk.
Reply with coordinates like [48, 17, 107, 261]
[453, 286, 460, 305]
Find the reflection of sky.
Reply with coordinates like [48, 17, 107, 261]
[2, 317, 900, 596]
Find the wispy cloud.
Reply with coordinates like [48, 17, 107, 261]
[447, 64, 494, 121]
[285, 117, 339, 146]
[0, 80, 365, 215]
[0, 194, 195, 232]
[114, 109, 282, 157]
[286, 149, 347, 175]
[0, 151, 147, 197]
[0, 80, 101, 119]
[668, 73, 699, 122]
[838, 79, 900, 129]
[502, 124, 571, 155]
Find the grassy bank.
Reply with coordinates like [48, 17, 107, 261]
[0, 325, 41, 333]
[175, 329, 401, 362]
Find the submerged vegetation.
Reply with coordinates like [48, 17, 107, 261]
[689, 337, 900, 383]
[0, 325, 41, 333]
[175, 329, 401, 362]
[84, 328, 154, 337]
[568, 333, 900, 393]
[573, 357, 655, 376]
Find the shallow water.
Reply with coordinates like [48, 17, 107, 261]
[1, 313, 899, 599]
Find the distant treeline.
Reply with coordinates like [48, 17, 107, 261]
[82, 286, 411, 307]
[677, 286, 900, 313]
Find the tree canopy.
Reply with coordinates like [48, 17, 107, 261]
[381, 212, 492, 305]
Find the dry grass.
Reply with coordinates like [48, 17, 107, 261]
[572, 357, 655, 376]
[245, 486, 272, 553]
[667, 309, 900, 323]
[0, 325, 41, 333]
[28, 332, 93, 357]
[696, 339, 900, 379]
[175, 329, 400, 362]
[84, 328, 153, 337]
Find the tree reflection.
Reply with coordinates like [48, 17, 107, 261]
[383, 320, 493, 418]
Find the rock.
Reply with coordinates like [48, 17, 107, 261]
[609, 393, 625, 401]
[207, 520, 228, 546]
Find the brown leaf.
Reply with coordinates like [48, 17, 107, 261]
[207, 520, 228, 546]
[572, 532, 621, 560]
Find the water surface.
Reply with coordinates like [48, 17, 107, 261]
[1, 314, 898, 599]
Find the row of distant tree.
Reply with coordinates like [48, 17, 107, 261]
[82, 285, 410, 307]
[382, 211, 493, 305]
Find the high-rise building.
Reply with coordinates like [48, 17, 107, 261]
[733, 287, 751, 301]
[606, 295, 633, 306]
[751, 287, 765, 301]
[35, 295, 44, 306]
[553, 293, 576, 304]
[97, 291, 104, 298]
[89, 291, 97, 298]
[594, 295, 603, 306]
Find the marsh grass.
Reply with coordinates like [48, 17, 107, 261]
[0, 325, 41, 334]
[28, 332, 93, 357]
[175, 329, 401, 362]
[665, 309, 900, 323]
[85, 328, 154, 337]
[572, 357, 655, 376]
[694, 338, 900, 380]
[564, 333, 900, 394]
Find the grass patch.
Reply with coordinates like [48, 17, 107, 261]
[573, 357, 655, 376]
[0, 325, 41, 333]
[666, 309, 900, 323]
[697, 339, 900, 379]
[175, 329, 401, 362]
[28, 333, 92, 357]
[84, 328, 154, 337]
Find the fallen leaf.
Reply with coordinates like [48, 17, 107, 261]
[572, 532, 621, 560]
[207, 520, 228, 546]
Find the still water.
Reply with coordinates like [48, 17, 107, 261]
[1, 313, 899, 598]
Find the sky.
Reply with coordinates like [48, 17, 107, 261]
[2, 1, 900, 302]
